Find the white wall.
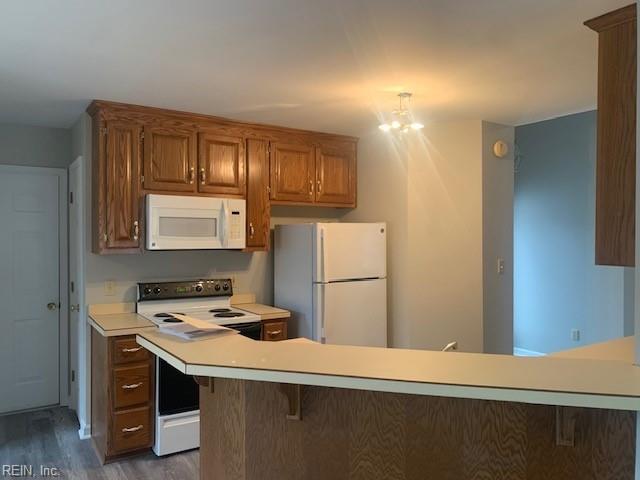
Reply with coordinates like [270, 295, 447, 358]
[482, 122, 515, 354]
[347, 120, 514, 353]
[0, 122, 70, 168]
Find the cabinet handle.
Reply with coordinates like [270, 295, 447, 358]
[249, 223, 255, 238]
[121, 425, 143, 433]
[189, 166, 195, 184]
[309, 180, 314, 195]
[121, 382, 143, 390]
[200, 167, 206, 184]
[317, 180, 322, 193]
[122, 347, 143, 353]
[133, 221, 139, 241]
[268, 329, 283, 336]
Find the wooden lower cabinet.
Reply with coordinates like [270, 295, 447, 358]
[261, 319, 288, 341]
[91, 330, 155, 463]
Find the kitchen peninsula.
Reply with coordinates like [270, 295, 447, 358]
[136, 332, 638, 479]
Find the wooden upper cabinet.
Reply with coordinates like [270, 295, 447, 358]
[143, 126, 197, 192]
[198, 133, 246, 196]
[103, 121, 141, 250]
[246, 139, 270, 250]
[270, 142, 315, 203]
[315, 144, 356, 206]
[585, 4, 637, 266]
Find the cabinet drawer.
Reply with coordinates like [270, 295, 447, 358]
[111, 406, 152, 454]
[112, 337, 149, 365]
[262, 321, 287, 341]
[113, 364, 150, 409]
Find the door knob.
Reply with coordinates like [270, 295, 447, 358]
[47, 303, 58, 311]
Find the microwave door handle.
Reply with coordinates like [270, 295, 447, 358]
[221, 201, 231, 248]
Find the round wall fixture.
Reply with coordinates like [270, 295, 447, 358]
[493, 140, 510, 158]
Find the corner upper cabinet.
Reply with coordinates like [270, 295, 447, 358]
[586, 4, 637, 267]
[91, 115, 142, 254]
[198, 133, 246, 196]
[269, 142, 315, 203]
[143, 126, 197, 192]
[315, 144, 356, 207]
[246, 139, 271, 250]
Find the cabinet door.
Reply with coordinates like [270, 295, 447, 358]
[198, 133, 246, 196]
[143, 126, 197, 192]
[315, 145, 356, 206]
[105, 122, 141, 249]
[270, 142, 315, 203]
[246, 139, 270, 250]
[586, 6, 637, 266]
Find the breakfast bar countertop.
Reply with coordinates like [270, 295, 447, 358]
[136, 330, 640, 412]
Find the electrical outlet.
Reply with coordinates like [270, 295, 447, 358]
[104, 280, 116, 296]
[571, 329, 580, 342]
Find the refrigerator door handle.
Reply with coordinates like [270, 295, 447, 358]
[320, 227, 326, 282]
[317, 284, 326, 343]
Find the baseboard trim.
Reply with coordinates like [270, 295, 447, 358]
[514, 347, 545, 357]
[78, 422, 91, 440]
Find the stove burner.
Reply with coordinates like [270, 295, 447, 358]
[214, 312, 245, 318]
[210, 308, 232, 313]
[154, 312, 184, 323]
[162, 317, 183, 323]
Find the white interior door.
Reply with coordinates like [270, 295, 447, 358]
[314, 278, 387, 347]
[314, 223, 387, 282]
[0, 168, 61, 413]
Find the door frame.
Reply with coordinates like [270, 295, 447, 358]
[68, 156, 90, 437]
[0, 164, 69, 409]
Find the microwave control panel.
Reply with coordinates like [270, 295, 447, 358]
[229, 210, 242, 239]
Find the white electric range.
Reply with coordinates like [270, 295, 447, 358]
[137, 278, 261, 456]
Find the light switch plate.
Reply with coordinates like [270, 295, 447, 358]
[497, 258, 505, 275]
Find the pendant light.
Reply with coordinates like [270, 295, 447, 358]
[378, 92, 424, 133]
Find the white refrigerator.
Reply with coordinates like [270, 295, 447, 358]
[274, 222, 387, 347]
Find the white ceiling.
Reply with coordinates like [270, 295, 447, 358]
[0, 0, 632, 135]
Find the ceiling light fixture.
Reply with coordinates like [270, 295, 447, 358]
[379, 92, 424, 133]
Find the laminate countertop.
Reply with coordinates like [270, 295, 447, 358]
[88, 301, 290, 337]
[136, 330, 640, 412]
[550, 336, 634, 363]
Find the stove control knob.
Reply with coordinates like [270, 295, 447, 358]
[214, 284, 221, 291]
[143, 287, 152, 295]
[153, 287, 161, 295]
[222, 283, 229, 291]
[195, 285, 203, 293]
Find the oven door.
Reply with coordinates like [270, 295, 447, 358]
[157, 357, 199, 416]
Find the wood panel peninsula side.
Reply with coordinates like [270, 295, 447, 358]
[135, 331, 639, 479]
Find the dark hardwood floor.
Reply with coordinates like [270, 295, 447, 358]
[0, 407, 198, 479]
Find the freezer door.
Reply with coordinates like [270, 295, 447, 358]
[314, 223, 387, 282]
[314, 278, 387, 347]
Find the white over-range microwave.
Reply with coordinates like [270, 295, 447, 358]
[146, 194, 246, 250]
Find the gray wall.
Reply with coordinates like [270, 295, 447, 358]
[0, 122, 71, 168]
[482, 121, 515, 354]
[514, 110, 631, 354]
